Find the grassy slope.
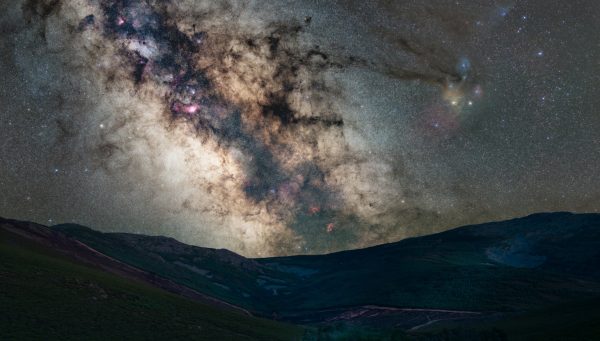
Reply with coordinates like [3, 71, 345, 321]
[264, 241, 596, 313]
[51, 224, 291, 314]
[409, 297, 600, 341]
[53, 213, 600, 323]
[260, 213, 600, 314]
[0, 228, 305, 341]
[303, 298, 600, 340]
[308, 300, 600, 341]
[45, 213, 600, 339]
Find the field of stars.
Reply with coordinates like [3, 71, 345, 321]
[1, 0, 598, 256]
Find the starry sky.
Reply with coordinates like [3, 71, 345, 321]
[1, 0, 599, 257]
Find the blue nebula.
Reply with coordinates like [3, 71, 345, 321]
[456, 57, 471, 77]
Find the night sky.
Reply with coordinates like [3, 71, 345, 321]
[1, 0, 598, 257]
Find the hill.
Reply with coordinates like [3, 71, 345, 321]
[2, 212, 600, 339]
[53, 213, 600, 323]
[0, 219, 304, 340]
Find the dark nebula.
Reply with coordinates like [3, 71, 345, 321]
[1, 0, 598, 256]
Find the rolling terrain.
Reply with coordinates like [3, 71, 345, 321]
[0, 219, 304, 340]
[2, 212, 599, 340]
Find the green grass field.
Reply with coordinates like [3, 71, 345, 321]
[409, 297, 600, 341]
[3, 213, 599, 340]
[0, 228, 305, 340]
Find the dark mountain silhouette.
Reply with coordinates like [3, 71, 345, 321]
[0, 218, 302, 340]
[2, 212, 600, 340]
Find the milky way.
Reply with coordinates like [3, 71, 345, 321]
[1, 0, 599, 256]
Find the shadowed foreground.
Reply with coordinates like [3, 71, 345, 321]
[2, 212, 600, 340]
